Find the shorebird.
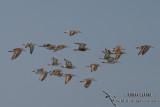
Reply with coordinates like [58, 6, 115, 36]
[74, 43, 89, 51]
[48, 57, 61, 66]
[22, 43, 36, 54]
[32, 68, 48, 81]
[61, 59, 75, 69]
[63, 74, 76, 84]
[110, 45, 124, 53]
[8, 48, 25, 60]
[103, 91, 116, 107]
[54, 45, 68, 52]
[102, 57, 119, 64]
[114, 51, 126, 60]
[39, 44, 56, 50]
[64, 30, 81, 36]
[80, 78, 95, 88]
[136, 45, 153, 55]
[86, 64, 100, 72]
[49, 69, 63, 77]
[99, 49, 113, 60]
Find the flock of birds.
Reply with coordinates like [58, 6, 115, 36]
[8, 30, 153, 89]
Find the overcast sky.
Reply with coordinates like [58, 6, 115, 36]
[0, 0, 160, 107]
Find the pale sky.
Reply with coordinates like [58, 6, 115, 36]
[0, 0, 160, 107]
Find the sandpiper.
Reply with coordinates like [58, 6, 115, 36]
[63, 74, 76, 84]
[8, 48, 25, 60]
[48, 57, 61, 66]
[54, 45, 68, 52]
[136, 45, 153, 55]
[32, 68, 48, 81]
[85, 64, 100, 72]
[61, 59, 75, 69]
[64, 30, 81, 36]
[74, 43, 89, 51]
[80, 78, 95, 88]
[39, 44, 56, 50]
[99, 49, 113, 60]
[110, 45, 124, 53]
[22, 43, 36, 54]
[102, 57, 119, 64]
[49, 69, 63, 77]
[114, 51, 126, 60]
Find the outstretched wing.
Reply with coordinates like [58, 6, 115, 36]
[33, 68, 43, 74]
[29, 45, 34, 54]
[115, 52, 121, 60]
[65, 75, 72, 84]
[46, 45, 56, 50]
[142, 47, 149, 55]
[64, 59, 72, 67]
[12, 50, 21, 60]
[138, 47, 145, 55]
[84, 80, 91, 88]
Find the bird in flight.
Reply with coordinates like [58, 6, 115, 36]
[49, 69, 63, 77]
[63, 74, 76, 84]
[48, 57, 61, 66]
[102, 57, 119, 64]
[114, 51, 126, 60]
[99, 49, 113, 60]
[64, 30, 81, 36]
[136, 45, 153, 55]
[32, 68, 48, 81]
[74, 43, 90, 51]
[39, 44, 56, 50]
[110, 45, 124, 53]
[8, 48, 25, 60]
[22, 43, 36, 54]
[54, 45, 68, 52]
[80, 78, 96, 88]
[61, 59, 75, 69]
[86, 64, 100, 72]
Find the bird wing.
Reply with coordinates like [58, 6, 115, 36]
[25, 43, 31, 48]
[79, 43, 86, 50]
[64, 59, 72, 67]
[29, 45, 34, 54]
[142, 47, 149, 55]
[12, 50, 21, 60]
[115, 52, 121, 60]
[54, 45, 63, 52]
[70, 31, 75, 36]
[46, 45, 56, 50]
[52, 58, 59, 65]
[65, 75, 72, 84]
[138, 47, 145, 55]
[33, 68, 43, 74]
[91, 65, 97, 72]
[84, 80, 91, 88]
[39, 73, 47, 81]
